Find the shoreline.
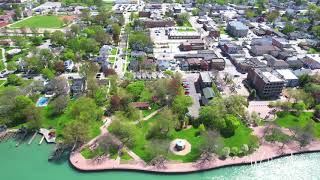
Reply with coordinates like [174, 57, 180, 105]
[69, 126, 320, 174]
[69, 149, 320, 174]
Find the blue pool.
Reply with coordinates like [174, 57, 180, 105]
[36, 97, 49, 107]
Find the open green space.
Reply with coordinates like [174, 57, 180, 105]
[41, 106, 102, 141]
[176, 27, 196, 32]
[276, 112, 320, 138]
[308, 47, 320, 54]
[108, 56, 116, 63]
[10, 16, 65, 29]
[111, 48, 117, 56]
[103, 2, 114, 11]
[81, 147, 104, 159]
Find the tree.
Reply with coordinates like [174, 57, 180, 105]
[197, 130, 222, 167]
[248, 89, 256, 100]
[109, 120, 137, 148]
[7, 74, 23, 86]
[172, 95, 193, 126]
[62, 120, 90, 146]
[94, 87, 107, 106]
[50, 30, 65, 46]
[315, 104, 320, 119]
[245, 9, 256, 19]
[292, 102, 306, 116]
[127, 81, 145, 98]
[51, 77, 69, 96]
[41, 68, 55, 80]
[147, 139, 170, 168]
[70, 24, 80, 36]
[289, 122, 314, 148]
[266, 10, 280, 23]
[67, 97, 103, 123]
[25, 106, 42, 130]
[146, 109, 174, 139]
[282, 23, 296, 34]
[48, 95, 69, 116]
[312, 25, 320, 38]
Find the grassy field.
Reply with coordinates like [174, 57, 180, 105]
[11, 16, 65, 29]
[41, 107, 102, 140]
[0, 49, 4, 71]
[276, 112, 320, 138]
[108, 57, 116, 63]
[177, 27, 196, 32]
[111, 48, 117, 56]
[109, 112, 258, 163]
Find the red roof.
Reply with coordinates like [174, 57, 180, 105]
[131, 102, 150, 108]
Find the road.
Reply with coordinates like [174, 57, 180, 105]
[113, 12, 131, 78]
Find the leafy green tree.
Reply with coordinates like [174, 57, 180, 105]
[62, 120, 90, 145]
[282, 23, 296, 34]
[50, 30, 65, 46]
[127, 81, 145, 99]
[172, 95, 193, 118]
[7, 74, 23, 86]
[48, 95, 69, 116]
[41, 68, 55, 80]
[94, 87, 108, 106]
[67, 97, 103, 123]
[312, 25, 320, 38]
[109, 120, 138, 148]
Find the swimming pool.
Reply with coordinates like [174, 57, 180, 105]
[36, 97, 49, 107]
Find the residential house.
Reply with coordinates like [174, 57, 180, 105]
[300, 55, 320, 69]
[71, 78, 86, 97]
[272, 37, 291, 49]
[64, 60, 75, 72]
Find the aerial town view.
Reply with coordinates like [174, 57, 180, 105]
[0, 0, 320, 179]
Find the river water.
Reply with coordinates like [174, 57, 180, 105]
[1, 135, 320, 180]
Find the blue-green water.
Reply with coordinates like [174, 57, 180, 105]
[1, 135, 320, 180]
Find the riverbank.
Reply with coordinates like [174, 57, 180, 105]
[69, 126, 320, 173]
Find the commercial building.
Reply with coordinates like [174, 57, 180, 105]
[226, 21, 248, 37]
[247, 68, 285, 98]
[180, 39, 205, 51]
[167, 30, 201, 39]
[276, 69, 299, 87]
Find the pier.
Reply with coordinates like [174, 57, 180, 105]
[39, 136, 45, 145]
[28, 131, 38, 145]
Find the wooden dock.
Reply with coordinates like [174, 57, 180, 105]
[28, 131, 38, 145]
[39, 136, 45, 145]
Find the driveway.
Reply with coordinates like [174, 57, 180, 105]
[183, 73, 200, 118]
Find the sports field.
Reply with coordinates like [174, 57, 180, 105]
[10, 16, 70, 29]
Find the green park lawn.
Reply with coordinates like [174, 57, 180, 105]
[11, 16, 64, 29]
[111, 48, 117, 56]
[108, 57, 116, 63]
[109, 113, 258, 163]
[276, 112, 320, 138]
[41, 107, 102, 141]
[177, 27, 196, 32]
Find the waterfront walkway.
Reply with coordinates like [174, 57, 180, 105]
[70, 125, 320, 173]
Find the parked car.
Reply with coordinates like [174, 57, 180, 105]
[185, 91, 190, 95]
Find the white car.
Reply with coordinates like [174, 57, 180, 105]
[0, 70, 12, 78]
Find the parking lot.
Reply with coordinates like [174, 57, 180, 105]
[182, 72, 200, 118]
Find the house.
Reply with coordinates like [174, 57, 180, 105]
[128, 60, 139, 71]
[130, 102, 150, 110]
[64, 60, 75, 72]
[198, 71, 212, 88]
[139, 11, 151, 18]
[201, 87, 215, 106]
[99, 45, 112, 57]
[226, 21, 248, 37]
[71, 78, 86, 97]
[276, 69, 299, 87]
[180, 39, 205, 51]
[187, 58, 201, 70]
[247, 68, 285, 98]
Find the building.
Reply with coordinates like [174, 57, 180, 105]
[247, 68, 285, 98]
[167, 29, 201, 39]
[272, 37, 291, 49]
[226, 21, 248, 37]
[276, 69, 299, 87]
[201, 87, 215, 106]
[265, 55, 290, 69]
[233, 57, 267, 73]
[180, 39, 205, 51]
[115, 0, 139, 4]
[250, 45, 279, 56]
[143, 19, 175, 28]
[300, 55, 320, 69]
[70, 78, 86, 97]
[221, 43, 242, 54]
[64, 60, 74, 72]
[198, 71, 212, 88]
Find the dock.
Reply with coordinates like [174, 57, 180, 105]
[38, 128, 56, 143]
[39, 136, 45, 145]
[28, 131, 38, 145]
